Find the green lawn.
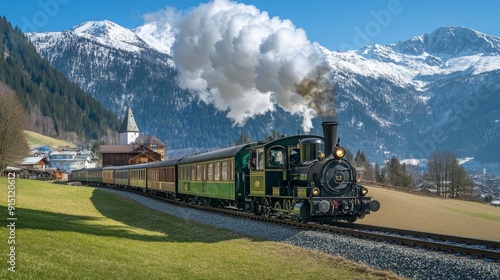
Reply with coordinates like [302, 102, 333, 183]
[0, 179, 401, 279]
[24, 130, 76, 148]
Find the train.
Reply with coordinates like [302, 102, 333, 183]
[70, 121, 380, 223]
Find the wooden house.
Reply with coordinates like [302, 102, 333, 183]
[19, 156, 49, 169]
[100, 144, 161, 167]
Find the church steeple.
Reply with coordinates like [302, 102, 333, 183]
[119, 106, 140, 145]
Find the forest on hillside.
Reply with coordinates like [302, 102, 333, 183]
[0, 16, 119, 144]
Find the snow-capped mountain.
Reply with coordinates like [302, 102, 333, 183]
[133, 21, 174, 55]
[26, 23, 500, 164]
[323, 26, 500, 162]
[27, 20, 306, 151]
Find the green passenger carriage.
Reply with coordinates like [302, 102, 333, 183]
[177, 144, 254, 207]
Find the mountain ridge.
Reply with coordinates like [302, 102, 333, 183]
[26, 21, 500, 164]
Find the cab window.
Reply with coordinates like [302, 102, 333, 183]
[250, 148, 265, 171]
[267, 146, 285, 168]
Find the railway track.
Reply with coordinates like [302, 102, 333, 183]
[100, 185, 500, 261]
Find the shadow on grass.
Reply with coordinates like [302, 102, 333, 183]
[7, 188, 250, 243]
[90, 188, 258, 243]
[52, 180, 70, 185]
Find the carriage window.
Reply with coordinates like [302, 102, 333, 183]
[250, 148, 265, 170]
[214, 162, 220, 181]
[196, 164, 202, 181]
[221, 161, 228, 181]
[191, 165, 196, 181]
[267, 147, 285, 168]
[207, 163, 214, 181]
[184, 166, 188, 180]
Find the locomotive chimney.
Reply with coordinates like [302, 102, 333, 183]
[321, 121, 338, 157]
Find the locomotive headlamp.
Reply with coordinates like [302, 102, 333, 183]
[360, 187, 369, 196]
[312, 187, 321, 196]
[333, 146, 345, 159]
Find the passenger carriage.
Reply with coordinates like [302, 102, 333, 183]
[114, 165, 130, 187]
[176, 143, 255, 207]
[146, 159, 179, 196]
[128, 162, 149, 189]
[102, 166, 115, 185]
[85, 167, 103, 185]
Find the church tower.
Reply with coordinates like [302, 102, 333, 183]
[119, 106, 140, 145]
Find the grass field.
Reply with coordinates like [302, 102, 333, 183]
[0, 179, 400, 279]
[359, 185, 500, 241]
[24, 130, 76, 148]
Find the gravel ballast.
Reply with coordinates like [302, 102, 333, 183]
[101, 188, 500, 280]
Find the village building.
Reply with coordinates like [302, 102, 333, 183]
[16, 155, 66, 180]
[50, 147, 98, 172]
[134, 135, 166, 160]
[100, 106, 165, 166]
[100, 145, 162, 166]
[119, 106, 140, 145]
[19, 156, 49, 169]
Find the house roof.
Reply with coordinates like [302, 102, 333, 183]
[119, 106, 140, 133]
[135, 135, 166, 148]
[129, 153, 159, 163]
[100, 144, 156, 154]
[20, 157, 48, 165]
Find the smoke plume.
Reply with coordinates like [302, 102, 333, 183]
[170, 0, 336, 132]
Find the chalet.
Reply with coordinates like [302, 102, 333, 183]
[19, 156, 49, 169]
[100, 144, 161, 166]
[135, 135, 167, 160]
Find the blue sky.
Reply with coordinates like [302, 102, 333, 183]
[3, 0, 499, 51]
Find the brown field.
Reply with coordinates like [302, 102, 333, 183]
[358, 185, 500, 241]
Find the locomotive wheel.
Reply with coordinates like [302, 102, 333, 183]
[263, 198, 271, 217]
[274, 201, 283, 218]
[274, 201, 281, 209]
[346, 217, 358, 223]
[283, 199, 291, 211]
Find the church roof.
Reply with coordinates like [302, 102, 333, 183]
[119, 107, 140, 133]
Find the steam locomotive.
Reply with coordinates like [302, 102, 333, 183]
[70, 121, 380, 223]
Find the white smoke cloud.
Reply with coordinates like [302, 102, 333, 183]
[170, 0, 335, 132]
